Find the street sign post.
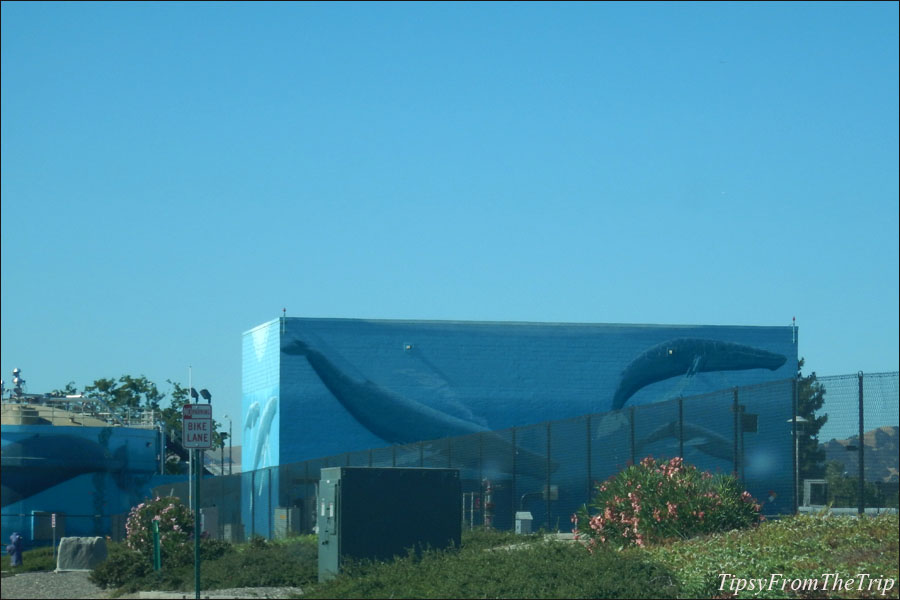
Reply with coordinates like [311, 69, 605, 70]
[183, 404, 213, 449]
[182, 403, 212, 599]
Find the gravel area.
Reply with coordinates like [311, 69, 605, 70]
[1, 571, 107, 599]
[0, 571, 304, 599]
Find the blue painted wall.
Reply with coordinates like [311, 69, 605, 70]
[241, 319, 282, 538]
[1, 425, 162, 545]
[241, 318, 797, 466]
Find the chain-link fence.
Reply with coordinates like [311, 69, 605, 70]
[144, 372, 897, 541]
[802, 372, 900, 514]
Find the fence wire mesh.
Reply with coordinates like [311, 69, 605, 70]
[144, 372, 897, 541]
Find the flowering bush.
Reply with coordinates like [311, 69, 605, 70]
[573, 457, 762, 551]
[125, 496, 194, 565]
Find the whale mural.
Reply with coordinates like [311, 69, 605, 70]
[281, 336, 555, 474]
[282, 338, 485, 444]
[0, 433, 142, 508]
[243, 318, 797, 471]
[612, 338, 788, 410]
[636, 420, 735, 463]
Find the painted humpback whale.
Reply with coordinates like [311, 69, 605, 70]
[281, 337, 556, 474]
[283, 338, 485, 443]
[636, 420, 734, 463]
[1, 434, 130, 508]
[612, 338, 787, 410]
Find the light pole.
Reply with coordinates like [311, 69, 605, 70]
[223, 414, 233, 476]
[192, 387, 210, 600]
[787, 416, 808, 508]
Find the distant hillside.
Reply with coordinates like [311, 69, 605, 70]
[821, 425, 899, 483]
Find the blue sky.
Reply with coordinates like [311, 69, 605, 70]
[2, 1, 898, 445]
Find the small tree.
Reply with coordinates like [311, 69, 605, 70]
[797, 358, 828, 479]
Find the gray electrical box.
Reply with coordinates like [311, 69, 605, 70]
[318, 467, 461, 582]
[274, 506, 301, 539]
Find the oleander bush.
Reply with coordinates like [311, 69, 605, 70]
[574, 456, 762, 550]
[124, 495, 195, 566]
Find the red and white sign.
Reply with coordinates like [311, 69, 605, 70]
[183, 404, 213, 449]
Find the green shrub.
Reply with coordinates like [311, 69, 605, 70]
[307, 538, 678, 598]
[198, 537, 316, 589]
[90, 543, 154, 591]
[459, 528, 526, 550]
[124, 495, 194, 567]
[575, 456, 762, 549]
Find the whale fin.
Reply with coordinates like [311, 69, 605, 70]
[686, 355, 703, 377]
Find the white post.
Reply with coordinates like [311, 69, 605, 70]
[188, 366, 192, 509]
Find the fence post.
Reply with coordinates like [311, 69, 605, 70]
[732, 388, 739, 478]
[511, 427, 517, 529]
[858, 371, 865, 515]
[419, 441, 424, 467]
[546, 422, 552, 531]
[447, 438, 452, 468]
[586, 415, 592, 505]
[792, 377, 798, 514]
[267, 467, 273, 540]
[250, 470, 256, 539]
[478, 432, 484, 486]
[677, 397, 684, 459]
[629, 407, 635, 466]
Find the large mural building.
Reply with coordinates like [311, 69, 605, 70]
[242, 317, 798, 472]
[1, 398, 167, 546]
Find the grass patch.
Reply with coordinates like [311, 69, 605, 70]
[645, 513, 900, 598]
[1, 545, 56, 573]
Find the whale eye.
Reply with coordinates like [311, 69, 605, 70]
[668, 349, 674, 355]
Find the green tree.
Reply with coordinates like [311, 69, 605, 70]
[160, 380, 191, 474]
[77, 375, 226, 475]
[50, 381, 79, 396]
[82, 375, 163, 421]
[158, 380, 226, 475]
[797, 357, 828, 479]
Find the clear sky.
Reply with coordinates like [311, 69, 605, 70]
[2, 1, 898, 445]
